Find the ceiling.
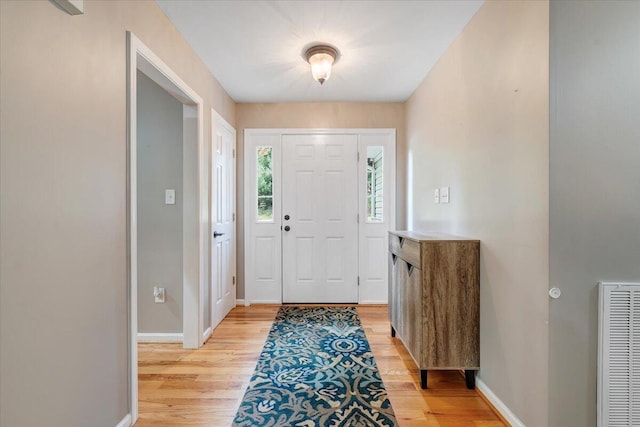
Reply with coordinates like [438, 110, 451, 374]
[156, 1, 483, 103]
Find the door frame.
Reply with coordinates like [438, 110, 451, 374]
[127, 32, 207, 423]
[243, 128, 396, 305]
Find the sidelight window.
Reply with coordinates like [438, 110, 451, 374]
[256, 147, 273, 222]
[366, 146, 384, 222]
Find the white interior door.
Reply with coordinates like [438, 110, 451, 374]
[211, 112, 236, 329]
[282, 134, 359, 303]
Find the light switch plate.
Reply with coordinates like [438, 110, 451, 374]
[434, 188, 440, 204]
[153, 286, 166, 303]
[440, 187, 450, 204]
[165, 189, 176, 205]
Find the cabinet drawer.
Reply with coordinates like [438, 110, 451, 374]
[389, 234, 421, 267]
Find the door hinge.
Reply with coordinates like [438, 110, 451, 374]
[357, 213, 360, 223]
[232, 213, 235, 221]
[232, 276, 236, 285]
[357, 151, 360, 161]
[357, 276, 360, 286]
[232, 149, 235, 158]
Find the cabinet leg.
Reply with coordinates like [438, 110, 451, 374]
[390, 325, 396, 337]
[420, 370, 428, 389]
[465, 370, 476, 390]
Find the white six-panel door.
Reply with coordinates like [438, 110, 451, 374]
[244, 129, 395, 305]
[211, 112, 236, 329]
[282, 134, 359, 303]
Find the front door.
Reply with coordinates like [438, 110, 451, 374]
[211, 113, 236, 329]
[281, 134, 359, 303]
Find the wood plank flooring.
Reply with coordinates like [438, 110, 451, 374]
[136, 305, 505, 426]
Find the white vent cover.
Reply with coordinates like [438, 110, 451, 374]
[598, 282, 640, 427]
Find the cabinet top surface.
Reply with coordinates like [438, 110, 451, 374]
[390, 230, 480, 243]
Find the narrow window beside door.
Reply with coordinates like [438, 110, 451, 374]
[366, 146, 383, 222]
[256, 146, 273, 222]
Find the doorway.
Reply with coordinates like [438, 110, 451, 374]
[127, 32, 208, 423]
[135, 70, 185, 342]
[244, 129, 396, 305]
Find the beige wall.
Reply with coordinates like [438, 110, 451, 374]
[235, 102, 406, 299]
[405, 1, 549, 425]
[0, 1, 234, 426]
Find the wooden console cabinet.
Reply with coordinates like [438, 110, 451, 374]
[388, 231, 480, 389]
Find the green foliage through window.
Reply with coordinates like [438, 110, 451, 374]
[257, 147, 273, 221]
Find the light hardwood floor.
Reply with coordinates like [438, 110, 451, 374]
[137, 305, 505, 426]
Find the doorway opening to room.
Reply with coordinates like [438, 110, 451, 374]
[244, 129, 396, 305]
[127, 32, 221, 424]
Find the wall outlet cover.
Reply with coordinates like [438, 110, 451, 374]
[434, 188, 440, 204]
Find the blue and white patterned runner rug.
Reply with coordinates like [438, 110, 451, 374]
[232, 306, 398, 427]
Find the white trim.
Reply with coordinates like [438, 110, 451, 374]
[115, 414, 132, 427]
[236, 299, 245, 306]
[247, 299, 280, 305]
[202, 326, 212, 342]
[127, 31, 206, 425]
[137, 333, 183, 343]
[245, 128, 396, 135]
[359, 300, 389, 305]
[476, 377, 525, 427]
[51, 0, 84, 15]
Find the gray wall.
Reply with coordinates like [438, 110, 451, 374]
[137, 71, 183, 334]
[548, 1, 640, 425]
[0, 1, 235, 426]
[405, 1, 549, 425]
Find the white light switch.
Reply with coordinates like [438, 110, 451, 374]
[153, 286, 166, 303]
[434, 188, 440, 204]
[440, 187, 450, 204]
[165, 189, 176, 205]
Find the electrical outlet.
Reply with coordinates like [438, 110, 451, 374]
[153, 286, 166, 303]
[434, 188, 440, 204]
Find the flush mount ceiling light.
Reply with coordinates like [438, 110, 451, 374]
[304, 44, 339, 85]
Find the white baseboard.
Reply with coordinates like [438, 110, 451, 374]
[202, 326, 212, 342]
[236, 299, 245, 306]
[137, 332, 183, 343]
[246, 299, 280, 305]
[116, 413, 132, 427]
[359, 300, 389, 305]
[476, 377, 525, 427]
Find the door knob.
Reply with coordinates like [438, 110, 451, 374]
[284, 214, 290, 220]
[284, 226, 291, 232]
[213, 231, 225, 238]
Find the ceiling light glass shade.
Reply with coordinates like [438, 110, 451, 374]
[305, 45, 338, 85]
[308, 52, 334, 85]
